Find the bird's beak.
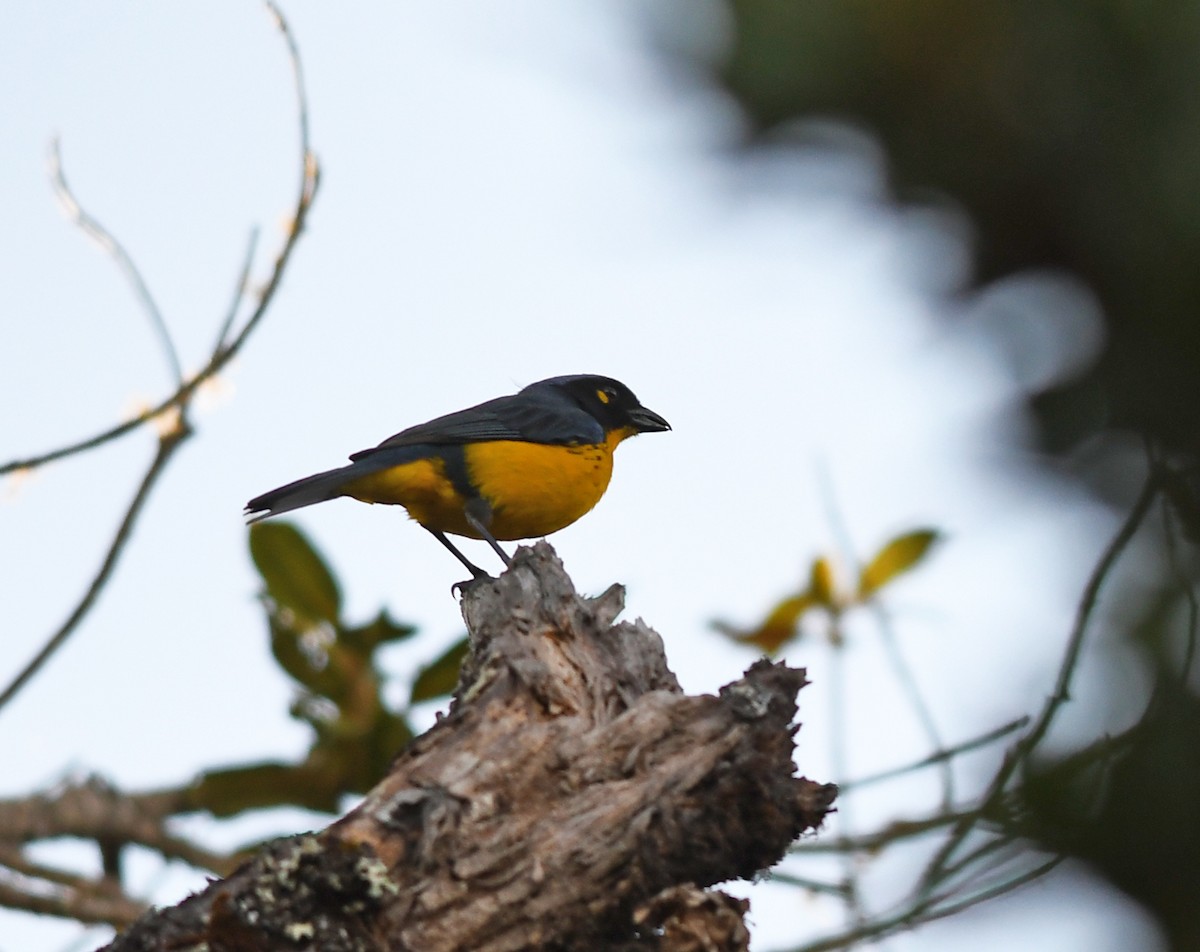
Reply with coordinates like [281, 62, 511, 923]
[629, 406, 671, 433]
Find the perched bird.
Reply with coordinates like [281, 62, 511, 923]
[245, 374, 670, 578]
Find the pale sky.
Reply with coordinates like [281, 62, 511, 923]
[1, 4, 1162, 950]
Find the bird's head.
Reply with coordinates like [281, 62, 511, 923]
[530, 374, 671, 440]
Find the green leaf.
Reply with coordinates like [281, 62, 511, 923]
[249, 521, 341, 624]
[364, 712, 416, 781]
[410, 636, 469, 703]
[192, 762, 342, 816]
[858, 528, 941, 598]
[342, 609, 418, 654]
[267, 611, 332, 693]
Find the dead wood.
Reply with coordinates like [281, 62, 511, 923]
[103, 542, 835, 951]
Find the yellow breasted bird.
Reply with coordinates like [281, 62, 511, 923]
[245, 374, 670, 578]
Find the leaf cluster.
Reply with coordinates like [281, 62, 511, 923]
[189, 523, 467, 817]
[715, 529, 940, 653]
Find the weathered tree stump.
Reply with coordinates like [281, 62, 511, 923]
[106, 542, 835, 951]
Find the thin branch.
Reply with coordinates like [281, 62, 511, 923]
[783, 486, 1150, 946]
[0, 425, 190, 713]
[0, 3, 319, 710]
[0, 1, 318, 479]
[0, 835, 148, 928]
[816, 463, 955, 809]
[0, 782, 189, 843]
[838, 719, 1026, 795]
[48, 139, 183, 389]
[937, 833, 1025, 887]
[827, 630, 865, 926]
[0, 846, 104, 892]
[213, 227, 260, 353]
[1156, 454, 1200, 682]
[0, 877, 144, 930]
[0, 777, 233, 876]
[764, 870, 851, 897]
[791, 807, 981, 855]
[870, 603, 954, 806]
[220, 0, 319, 359]
[917, 472, 1159, 894]
[781, 854, 1064, 952]
[915, 854, 1065, 927]
[782, 896, 934, 952]
[2, 409, 169, 477]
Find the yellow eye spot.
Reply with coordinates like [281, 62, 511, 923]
[595, 389, 610, 404]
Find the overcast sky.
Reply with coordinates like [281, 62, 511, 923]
[1, 4, 1162, 950]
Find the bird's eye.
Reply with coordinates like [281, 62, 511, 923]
[595, 388, 611, 405]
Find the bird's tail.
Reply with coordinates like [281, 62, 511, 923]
[244, 466, 357, 523]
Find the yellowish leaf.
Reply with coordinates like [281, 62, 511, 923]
[717, 592, 817, 654]
[858, 528, 941, 598]
[809, 555, 837, 609]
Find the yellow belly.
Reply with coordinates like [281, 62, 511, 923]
[342, 436, 620, 540]
[465, 440, 615, 540]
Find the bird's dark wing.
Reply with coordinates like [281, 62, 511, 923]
[349, 390, 604, 462]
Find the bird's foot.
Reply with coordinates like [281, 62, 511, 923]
[451, 573, 494, 598]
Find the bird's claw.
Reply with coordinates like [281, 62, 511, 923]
[451, 574, 494, 598]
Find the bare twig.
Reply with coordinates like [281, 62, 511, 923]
[48, 138, 182, 389]
[782, 472, 1157, 951]
[1, 835, 150, 930]
[826, 629, 864, 926]
[765, 871, 852, 897]
[0, 0, 318, 480]
[816, 463, 955, 812]
[870, 602, 953, 806]
[1156, 454, 1200, 681]
[1, 409, 168, 476]
[0, 846, 104, 891]
[0, 877, 145, 930]
[1031, 474, 1157, 765]
[0, 842, 153, 929]
[917, 472, 1158, 894]
[220, 0, 319, 360]
[781, 852, 1064, 952]
[937, 834, 1025, 887]
[791, 807, 982, 855]
[0, 426, 189, 713]
[212, 227, 260, 353]
[0, 776, 233, 878]
[914, 854, 1064, 925]
[0, 2, 319, 710]
[836, 717, 1027, 794]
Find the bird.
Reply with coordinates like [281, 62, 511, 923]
[245, 374, 670, 579]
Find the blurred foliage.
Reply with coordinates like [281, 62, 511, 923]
[1024, 673, 1200, 952]
[1015, 578, 1200, 952]
[714, 527, 940, 652]
[717, 0, 1200, 464]
[411, 636, 471, 704]
[250, 519, 342, 625]
[187, 523, 466, 818]
[706, 5, 1200, 946]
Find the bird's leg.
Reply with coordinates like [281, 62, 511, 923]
[463, 497, 512, 567]
[423, 526, 491, 580]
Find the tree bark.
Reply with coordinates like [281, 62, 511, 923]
[105, 542, 835, 951]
